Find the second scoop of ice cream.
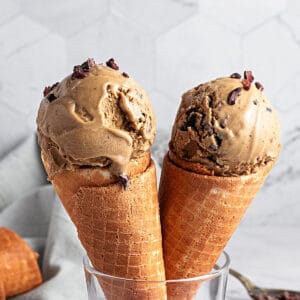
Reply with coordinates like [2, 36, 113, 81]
[170, 74, 280, 176]
[37, 59, 155, 178]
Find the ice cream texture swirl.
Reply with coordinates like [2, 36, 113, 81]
[37, 59, 156, 178]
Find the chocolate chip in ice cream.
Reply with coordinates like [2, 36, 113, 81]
[122, 72, 129, 78]
[43, 82, 59, 97]
[219, 118, 228, 129]
[266, 107, 273, 113]
[230, 73, 242, 79]
[118, 174, 130, 190]
[215, 134, 223, 147]
[43, 82, 59, 102]
[227, 87, 241, 105]
[106, 58, 119, 70]
[255, 81, 264, 91]
[47, 94, 57, 102]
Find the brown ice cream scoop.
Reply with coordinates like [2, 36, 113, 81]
[170, 71, 280, 176]
[0, 227, 42, 299]
[37, 58, 156, 179]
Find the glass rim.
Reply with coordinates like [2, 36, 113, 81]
[83, 251, 230, 283]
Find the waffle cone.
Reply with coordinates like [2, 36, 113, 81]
[159, 152, 273, 299]
[0, 281, 4, 300]
[42, 151, 166, 300]
[0, 227, 42, 298]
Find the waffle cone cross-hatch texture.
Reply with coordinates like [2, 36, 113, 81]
[0, 227, 42, 299]
[159, 153, 273, 299]
[42, 151, 166, 300]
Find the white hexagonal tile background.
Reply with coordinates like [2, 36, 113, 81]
[67, 12, 155, 92]
[156, 14, 242, 101]
[13, 0, 109, 37]
[0, 22, 66, 115]
[199, 0, 286, 35]
[0, 103, 28, 158]
[0, 0, 20, 25]
[243, 18, 300, 100]
[111, 0, 198, 34]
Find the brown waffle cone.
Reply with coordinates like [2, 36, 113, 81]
[42, 151, 166, 300]
[0, 227, 42, 298]
[0, 281, 4, 300]
[159, 152, 273, 299]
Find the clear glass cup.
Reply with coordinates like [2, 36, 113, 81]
[84, 251, 229, 299]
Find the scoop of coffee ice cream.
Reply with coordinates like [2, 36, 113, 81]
[170, 72, 280, 176]
[37, 58, 155, 178]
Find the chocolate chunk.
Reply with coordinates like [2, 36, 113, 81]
[181, 110, 200, 131]
[227, 87, 241, 105]
[255, 81, 264, 91]
[215, 134, 223, 147]
[47, 94, 57, 102]
[266, 107, 272, 113]
[187, 113, 198, 128]
[43, 82, 59, 97]
[230, 72, 241, 79]
[51, 82, 59, 90]
[220, 119, 227, 129]
[106, 58, 119, 70]
[207, 95, 214, 108]
[253, 99, 259, 105]
[118, 174, 130, 190]
[202, 122, 213, 135]
[122, 72, 129, 78]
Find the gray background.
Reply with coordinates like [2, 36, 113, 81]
[0, 0, 299, 298]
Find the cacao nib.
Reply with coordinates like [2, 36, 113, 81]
[81, 58, 95, 72]
[71, 58, 96, 79]
[255, 81, 264, 91]
[230, 73, 242, 79]
[227, 87, 241, 105]
[266, 107, 272, 113]
[106, 58, 119, 70]
[242, 70, 254, 90]
[244, 70, 254, 82]
[72, 65, 87, 79]
[43, 86, 51, 97]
